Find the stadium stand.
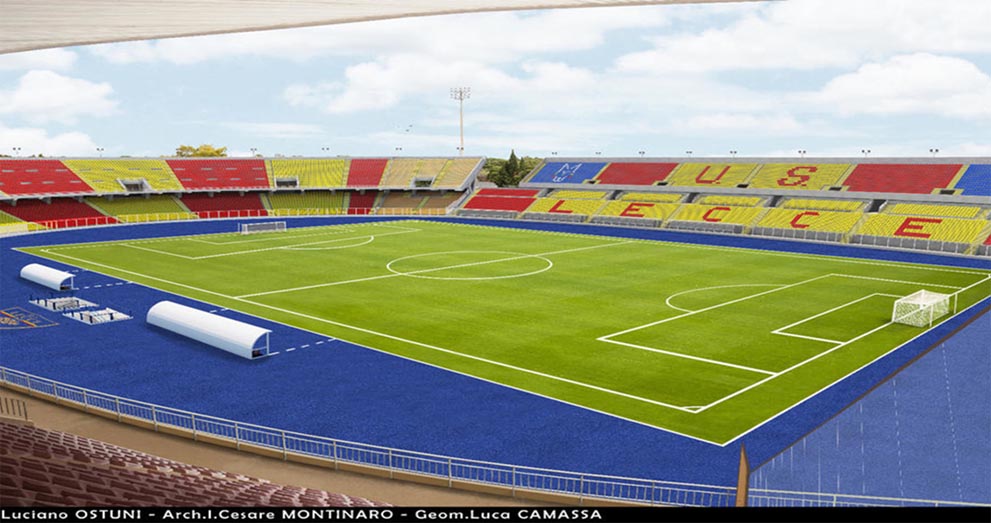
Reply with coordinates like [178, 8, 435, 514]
[0, 421, 388, 507]
[179, 193, 267, 218]
[379, 158, 449, 188]
[755, 208, 864, 234]
[593, 162, 678, 186]
[63, 160, 184, 193]
[855, 214, 989, 244]
[527, 162, 607, 184]
[0, 199, 114, 228]
[595, 200, 679, 220]
[883, 202, 986, 218]
[0, 209, 24, 224]
[619, 192, 684, 202]
[431, 158, 482, 189]
[664, 163, 758, 188]
[269, 159, 347, 189]
[842, 164, 961, 194]
[462, 195, 535, 212]
[165, 159, 270, 190]
[475, 188, 540, 197]
[267, 192, 346, 215]
[347, 191, 378, 214]
[0, 160, 95, 196]
[378, 192, 427, 209]
[548, 190, 609, 199]
[419, 192, 462, 209]
[524, 198, 606, 217]
[667, 204, 766, 234]
[779, 198, 867, 212]
[747, 163, 850, 190]
[952, 164, 991, 196]
[85, 195, 196, 222]
[694, 195, 765, 207]
[345, 159, 389, 188]
[459, 189, 539, 218]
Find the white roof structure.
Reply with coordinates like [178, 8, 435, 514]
[1, 0, 760, 55]
[147, 301, 270, 360]
[20, 263, 74, 291]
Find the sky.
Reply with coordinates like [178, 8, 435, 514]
[0, 0, 990, 159]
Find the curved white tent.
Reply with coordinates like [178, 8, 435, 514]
[1, 0, 759, 55]
[147, 301, 271, 360]
[20, 263, 74, 291]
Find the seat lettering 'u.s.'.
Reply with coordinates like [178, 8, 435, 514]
[695, 165, 732, 184]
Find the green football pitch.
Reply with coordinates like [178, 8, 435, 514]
[20, 220, 991, 444]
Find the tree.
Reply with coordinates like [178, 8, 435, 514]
[484, 150, 540, 187]
[174, 144, 228, 157]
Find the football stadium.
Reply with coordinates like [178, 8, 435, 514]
[1, 0, 990, 515]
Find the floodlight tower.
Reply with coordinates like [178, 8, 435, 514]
[450, 87, 470, 156]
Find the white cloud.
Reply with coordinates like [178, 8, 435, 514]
[615, 0, 991, 73]
[0, 121, 99, 156]
[90, 7, 669, 66]
[222, 122, 326, 139]
[685, 113, 804, 133]
[0, 49, 77, 71]
[809, 54, 991, 119]
[0, 70, 117, 124]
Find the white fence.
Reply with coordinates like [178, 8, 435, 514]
[748, 489, 988, 508]
[0, 366, 736, 507]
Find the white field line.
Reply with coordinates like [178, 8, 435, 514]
[121, 243, 197, 259]
[597, 339, 776, 376]
[664, 283, 783, 313]
[190, 229, 419, 260]
[771, 293, 904, 343]
[598, 274, 833, 341]
[187, 228, 359, 245]
[437, 219, 991, 276]
[830, 274, 965, 290]
[34, 243, 702, 414]
[236, 240, 634, 299]
[772, 332, 844, 344]
[718, 274, 991, 447]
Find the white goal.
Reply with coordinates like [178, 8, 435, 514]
[892, 290, 953, 328]
[239, 221, 287, 235]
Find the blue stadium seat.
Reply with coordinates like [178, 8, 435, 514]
[528, 162, 607, 184]
[954, 164, 991, 196]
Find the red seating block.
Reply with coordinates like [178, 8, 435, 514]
[347, 159, 388, 187]
[166, 159, 270, 190]
[347, 191, 378, 215]
[595, 162, 678, 185]
[0, 159, 95, 195]
[844, 164, 961, 194]
[179, 193, 267, 217]
[0, 199, 114, 228]
[476, 188, 540, 197]
[463, 195, 535, 212]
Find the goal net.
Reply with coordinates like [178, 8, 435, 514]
[239, 221, 287, 235]
[892, 290, 952, 328]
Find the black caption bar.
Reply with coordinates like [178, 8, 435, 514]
[0, 507, 989, 523]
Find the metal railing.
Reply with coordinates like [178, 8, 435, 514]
[0, 366, 736, 507]
[749, 488, 989, 508]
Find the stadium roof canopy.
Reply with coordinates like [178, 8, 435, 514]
[1, 0, 760, 55]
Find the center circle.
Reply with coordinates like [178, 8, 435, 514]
[385, 250, 553, 281]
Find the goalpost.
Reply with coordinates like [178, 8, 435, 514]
[892, 290, 954, 328]
[239, 221, 287, 235]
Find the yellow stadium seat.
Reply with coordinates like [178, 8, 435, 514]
[550, 190, 609, 199]
[379, 158, 451, 187]
[883, 203, 985, 218]
[269, 159, 347, 188]
[85, 195, 190, 217]
[669, 204, 765, 226]
[757, 208, 863, 233]
[63, 159, 184, 193]
[695, 195, 765, 207]
[595, 201, 679, 220]
[432, 158, 482, 189]
[619, 192, 684, 202]
[748, 164, 850, 190]
[267, 191, 347, 215]
[525, 198, 607, 216]
[856, 214, 990, 244]
[665, 163, 758, 187]
[780, 198, 866, 212]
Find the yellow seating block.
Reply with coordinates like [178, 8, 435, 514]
[780, 199, 866, 211]
[64, 159, 183, 192]
[0, 209, 24, 224]
[268, 191, 346, 211]
[550, 190, 608, 199]
[270, 159, 346, 188]
[86, 195, 188, 216]
[757, 209, 863, 233]
[619, 192, 684, 202]
[665, 163, 757, 187]
[748, 164, 850, 190]
[433, 158, 482, 188]
[883, 203, 984, 218]
[857, 214, 989, 243]
[669, 204, 764, 225]
[380, 158, 450, 187]
[596, 201, 679, 219]
[695, 195, 764, 207]
[526, 198, 606, 216]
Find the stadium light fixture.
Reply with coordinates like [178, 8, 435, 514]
[929, 148, 939, 157]
[450, 87, 471, 156]
[12, 146, 21, 157]
[798, 149, 807, 158]
[861, 148, 871, 157]
[595, 151, 602, 156]
[638, 150, 645, 157]
[321, 147, 330, 155]
[395, 146, 403, 153]
[250, 147, 258, 157]
[96, 147, 104, 158]
[686, 150, 693, 157]
[551, 151, 558, 156]
[729, 150, 738, 158]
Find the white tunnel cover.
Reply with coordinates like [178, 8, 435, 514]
[20, 263, 74, 291]
[147, 301, 270, 359]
